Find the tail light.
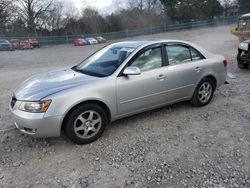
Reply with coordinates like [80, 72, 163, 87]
[223, 59, 228, 68]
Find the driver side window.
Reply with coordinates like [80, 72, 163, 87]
[129, 47, 162, 72]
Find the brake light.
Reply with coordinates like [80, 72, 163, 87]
[223, 59, 228, 68]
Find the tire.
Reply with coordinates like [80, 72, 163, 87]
[65, 103, 108, 145]
[191, 77, 215, 107]
[238, 63, 249, 69]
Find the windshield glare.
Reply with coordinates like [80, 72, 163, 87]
[75, 45, 135, 77]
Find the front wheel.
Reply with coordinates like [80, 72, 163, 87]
[191, 78, 215, 107]
[65, 103, 108, 145]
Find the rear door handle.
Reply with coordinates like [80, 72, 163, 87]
[194, 67, 202, 72]
[157, 74, 166, 81]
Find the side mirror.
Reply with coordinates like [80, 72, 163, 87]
[123, 66, 141, 76]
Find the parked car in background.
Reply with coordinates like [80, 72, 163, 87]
[0, 39, 14, 51]
[231, 13, 250, 42]
[73, 38, 88, 46]
[237, 39, 250, 68]
[28, 38, 40, 48]
[10, 40, 227, 144]
[95, 36, 107, 43]
[84, 37, 98, 45]
[10, 39, 21, 49]
[20, 40, 33, 49]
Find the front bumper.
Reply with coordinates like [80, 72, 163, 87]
[10, 101, 63, 137]
[237, 49, 250, 64]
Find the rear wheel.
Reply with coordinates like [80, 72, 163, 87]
[65, 103, 108, 145]
[191, 78, 215, 107]
[238, 63, 249, 69]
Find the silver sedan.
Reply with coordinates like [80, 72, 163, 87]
[9, 40, 227, 144]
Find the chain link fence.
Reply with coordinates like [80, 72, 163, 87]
[2, 16, 237, 46]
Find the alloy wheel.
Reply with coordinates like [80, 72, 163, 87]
[198, 82, 212, 103]
[73, 110, 102, 139]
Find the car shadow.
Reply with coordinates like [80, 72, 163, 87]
[108, 100, 192, 129]
[4, 99, 206, 149]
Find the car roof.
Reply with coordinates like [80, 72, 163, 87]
[110, 39, 198, 48]
[111, 39, 213, 58]
[242, 39, 250, 43]
[240, 13, 250, 20]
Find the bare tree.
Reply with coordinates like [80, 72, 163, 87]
[0, 0, 15, 34]
[15, 0, 54, 35]
[129, 0, 161, 11]
[125, 0, 163, 28]
[220, 0, 237, 16]
[42, 1, 65, 31]
[80, 7, 105, 34]
[0, 0, 12, 23]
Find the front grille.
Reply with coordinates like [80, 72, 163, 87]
[11, 97, 17, 108]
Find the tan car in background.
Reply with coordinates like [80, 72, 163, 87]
[231, 13, 250, 42]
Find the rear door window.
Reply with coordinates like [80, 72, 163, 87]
[190, 47, 204, 61]
[165, 45, 191, 65]
[165, 45, 204, 65]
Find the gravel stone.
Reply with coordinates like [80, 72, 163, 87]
[0, 25, 249, 188]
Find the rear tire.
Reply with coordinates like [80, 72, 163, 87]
[238, 63, 249, 69]
[65, 103, 108, 145]
[191, 78, 215, 107]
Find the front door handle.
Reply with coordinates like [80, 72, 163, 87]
[157, 74, 166, 81]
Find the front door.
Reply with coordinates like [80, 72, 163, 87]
[116, 45, 168, 115]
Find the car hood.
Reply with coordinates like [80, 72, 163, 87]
[242, 39, 250, 43]
[14, 68, 99, 101]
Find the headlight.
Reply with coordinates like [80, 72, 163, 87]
[19, 100, 52, 113]
[239, 42, 249, 51]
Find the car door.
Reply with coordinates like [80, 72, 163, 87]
[164, 43, 206, 102]
[116, 45, 168, 115]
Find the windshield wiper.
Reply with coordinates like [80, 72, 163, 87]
[71, 66, 105, 77]
[71, 66, 82, 73]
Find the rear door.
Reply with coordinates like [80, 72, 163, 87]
[164, 43, 206, 102]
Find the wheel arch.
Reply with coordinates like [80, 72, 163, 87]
[198, 74, 217, 90]
[61, 100, 112, 132]
[204, 75, 217, 90]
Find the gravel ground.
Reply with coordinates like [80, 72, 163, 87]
[0, 25, 249, 188]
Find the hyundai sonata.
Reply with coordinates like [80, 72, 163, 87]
[9, 40, 227, 144]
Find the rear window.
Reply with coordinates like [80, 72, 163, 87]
[166, 45, 191, 64]
[165, 45, 204, 65]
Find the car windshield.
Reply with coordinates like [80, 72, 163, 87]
[238, 19, 250, 30]
[73, 45, 135, 77]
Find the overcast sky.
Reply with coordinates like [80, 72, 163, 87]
[69, 0, 128, 15]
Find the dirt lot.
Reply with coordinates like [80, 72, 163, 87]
[0, 25, 249, 188]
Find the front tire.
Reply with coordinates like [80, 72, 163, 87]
[191, 78, 215, 107]
[65, 103, 108, 145]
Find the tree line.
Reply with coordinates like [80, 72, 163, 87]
[0, 0, 249, 37]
